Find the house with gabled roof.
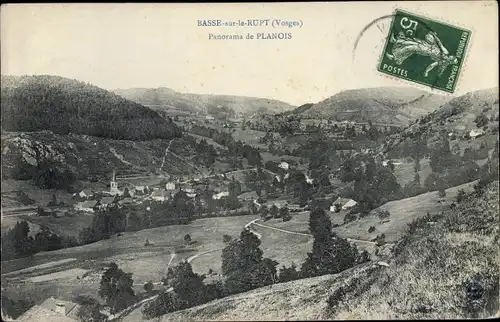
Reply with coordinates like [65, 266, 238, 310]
[98, 196, 118, 210]
[330, 197, 358, 212]
[74, 200, 99, 213]
[17, 297, 80, 322]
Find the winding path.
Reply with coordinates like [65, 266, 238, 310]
[113, 247, 223, 321]
[246, 218, 378, 246]
[244, 218, 262, 239]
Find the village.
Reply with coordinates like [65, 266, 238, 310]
[66, 162, 359, 221]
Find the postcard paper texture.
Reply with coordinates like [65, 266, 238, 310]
[1, 2, 499, 321]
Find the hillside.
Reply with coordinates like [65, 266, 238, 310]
[112, 87, 205, 114]
[113, 87, 296, 116]
[384, 87, 499, 154]
[1, 75, 182, 141]
[300, 87, 450, 126]
[124, 180, 499, 320]
[1, 130, 204, 190]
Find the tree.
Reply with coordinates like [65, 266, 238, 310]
[5, 220, 37, 257]
[282, 209, 292, 222]
[122, 187, 131, 198]
[374, 233, 386, 246]
[377, 210, 391, 221]
[386, 160, 395, 172]
[270, 205, 279, 218]
[301, 208, 359, 277]
[474, 114, 489, 128]
[170, 261, 207, 307]
[222, 234, 232, 244]
[438, 188, 447, 198]
[221, 229, 278, 294]
[144, 281, 154, 294]
[429, 136, 456, 174]
[98, 263, 135, 313]
[278, 263, 299, 282]
[48, 194, 58, 207]
[184, 234, 191, 245]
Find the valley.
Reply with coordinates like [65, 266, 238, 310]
[1, 76, 498, 321]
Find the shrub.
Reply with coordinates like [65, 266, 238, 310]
[455, 189, 468, 203]
[144, 281, 154, 294]
[344, 212, 357, 224]
[368, 226, 376, 233]
[183, 234, 191, 244]
[374, 233, 386, 246]
[474, 114, 489, 128]
[326, 278, 360, 314]
[278, 263, 299, 282]
[142, 291, 181, 319]
[438, 188, 446, 198]
[357, 250, 371, 264]
[222, 234, 232, 244]
[377, 210, 391, 221]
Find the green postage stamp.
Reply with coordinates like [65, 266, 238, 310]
[378, 9, 471, 93]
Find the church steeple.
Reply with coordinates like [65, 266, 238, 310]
[110, 169, 120, 195]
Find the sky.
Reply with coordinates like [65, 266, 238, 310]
[1, 2, 498, 106]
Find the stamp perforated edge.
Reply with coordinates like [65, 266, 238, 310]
[373, 4, 477, 96]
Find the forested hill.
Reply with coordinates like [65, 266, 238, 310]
[1, 75, 182, 141]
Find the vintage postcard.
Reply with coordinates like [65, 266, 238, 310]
[1, 2, 498, 321]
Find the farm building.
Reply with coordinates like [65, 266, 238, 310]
[330, 197, 358, 212]
[212, 191, 229, 200]
[237, 191, 259, 201]
[165, 182, 176, 191]
[265, 200, 289, 208]
[77, 189, 94, 199]
[17, 297, 80, 321]
[151, 189, 168, 202]
[134, 185, 149, 194]
[74, 200, 99, 213]
[99, 196, 117, 209]
[118, 198, 134, 207]
[279, 161, 290, 170]
[469, 129, 484, 139]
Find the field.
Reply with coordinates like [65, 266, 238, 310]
[392, 157, 432, 187]
[1, 179, 73, 208]
[1, 215, 259, 305]
[335, 181, 477, 243]
[124, 180, 499, 321]
[261, 181, 477, 244]
[230, 128, 268, 149]
[17, 213, 95, 238]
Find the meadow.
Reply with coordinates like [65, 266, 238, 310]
[1, 214, 259, 305]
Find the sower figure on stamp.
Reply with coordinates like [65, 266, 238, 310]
[386, 30, 458, 77]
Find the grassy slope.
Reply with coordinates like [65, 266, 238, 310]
[334, 181, 477, 243]
[1, 215, 258, 307]
[384, 87, 499, 157]
[332, 180, 499, 319]
[132, 180, 498, 321]
[261, 181, 476, 244]
[113, 87, 296, 115]
[302, 87, 450, 126]
[125, 263, 376, 322]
